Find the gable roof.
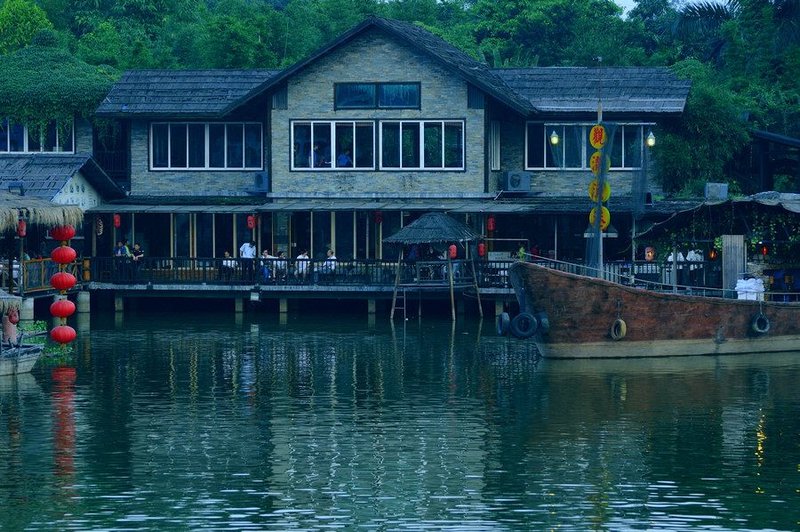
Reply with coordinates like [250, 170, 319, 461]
[95, 70, 279, 118]
[0, 154, 125, 200]
[238, 16, 534, 116]
[493, 67, 690, 115]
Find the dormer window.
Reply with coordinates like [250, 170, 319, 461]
[334, 83, 420, 110]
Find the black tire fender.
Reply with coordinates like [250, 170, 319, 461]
[510, 312, 538, 339]
[751, 313, 770, 335]
[496, 312, 511, 336]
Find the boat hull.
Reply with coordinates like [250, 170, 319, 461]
[0, 345, 43, 376]
[509, 262, 800, 359]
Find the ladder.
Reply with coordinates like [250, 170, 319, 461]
[390, 288, 407, 320]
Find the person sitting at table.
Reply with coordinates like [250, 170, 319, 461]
[336, 149, 352, 168]
[260, 250, 274, 282]
[220, 251, 235, 281]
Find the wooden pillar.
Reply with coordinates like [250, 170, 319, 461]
[495, 299, 505, 317]
[279, 298, 288, 314]
[114, 295, 124, 313]
[20, 298, 34, 321]
[76, 291, 91, 313]
[367, 299, 376, 315]
[234, 297, 244, 314]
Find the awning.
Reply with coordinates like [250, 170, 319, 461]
[87, 204, 260, 214]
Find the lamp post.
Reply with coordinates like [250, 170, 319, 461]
[632, 130, 656, 274]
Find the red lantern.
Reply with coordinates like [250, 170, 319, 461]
[708, 248, 719, 261]
[50, 325, 77, 344]
[7, 308, 19, 325]
[487, 215, 496, 232]
[760, 244, 769, 256]
[113, 214, 121, 228]
[478, 242, 486, 257]
[448, 244, 457, 259]
[51, 246, 77, 265]
[51, 225, 76, 241]
[374, 211, 383, 224]
[50, 299, 76, 319]
[247, 215, 256, 229]
[50, 272, 77, 292]
[16, 219, 26, 237]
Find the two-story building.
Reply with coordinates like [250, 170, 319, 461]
[88, 16, 690, 265]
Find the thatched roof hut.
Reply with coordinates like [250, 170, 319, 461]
[383, 212, 479, 246]
[0, 193, 83, 232]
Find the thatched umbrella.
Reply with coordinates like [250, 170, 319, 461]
[0, 192, 84, 233]
[383, 212, 482, 321]
[383, 212, 479, 246]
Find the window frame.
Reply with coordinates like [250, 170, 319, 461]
[149, 121, 263, 171]
[378, 119, 465, 171]
[290, 120, 376, 171]
[0, 118, 75, 153]
[334, 82, 421, 110]
[524, 122, 651, 170]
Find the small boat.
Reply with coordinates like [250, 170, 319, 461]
[0, 343, 43, 376]
[507, 261, 800, 359]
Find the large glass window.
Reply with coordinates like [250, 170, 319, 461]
[335, 82, 419, 109]
[0, 119, 75, 153]
[526, 122, 649, 170]
[291, 121, 374, 170]
[150, 122, 262, 170]
[380, 120, 464, 170]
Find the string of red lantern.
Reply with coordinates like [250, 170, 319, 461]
[49, 225, 77, 345]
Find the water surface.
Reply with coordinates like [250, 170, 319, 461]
[1, 312, 798, 530]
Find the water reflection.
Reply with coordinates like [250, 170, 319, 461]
[0, 313, 798, 530]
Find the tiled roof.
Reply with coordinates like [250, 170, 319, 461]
[95, 70, 279, 117]
[0, 153, 124, 200]
[492, 67, 690, 114]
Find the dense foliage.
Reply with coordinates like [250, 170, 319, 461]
[0, 0, 798, 197]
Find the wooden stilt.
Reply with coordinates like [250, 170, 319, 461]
[448, 258, 455, 321]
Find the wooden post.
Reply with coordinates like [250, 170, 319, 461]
[471, 260, 483, 317]
[448, 257, 455, 321]
[390, 252, 404, 320]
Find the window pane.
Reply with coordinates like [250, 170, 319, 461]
[423, 122, 442, 168]
[527, 123, 544, 168]
[311, 122, 331, 167]
[401, 122, 420, 168]
[44, 121, 57, 151]
[209, 124, 225, 168]
[27, 125, 41, 151]
[152, 123, 169, 168]
[59, 121, 74, 152]
[226, 124, 243, 168]
[244, 124, 261, 168]
[188, 124, 205, 167]
[381, 122, 400, 168]
[335, 83, 376, 108]
[335, 123, 354, 168]
[625, 125, 642, 168]
[378, 83, 419, 108]
[293, 123, 311, 168]
[354, 123, 374, 168]
[564, 125, 582, 168]
[444, 122, 463, 168]
[545, 125, 561, 168]
[173, 213, 190, 257]
[0, 119, 8, 151]
[169, 124, 187, 167]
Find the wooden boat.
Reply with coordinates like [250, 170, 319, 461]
[0, 344, 43, 376]
[508, 261, 800, 359]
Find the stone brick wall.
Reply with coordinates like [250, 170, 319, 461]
[128, 120, 268, 197]
[75, 118, 93, 153]
[271, 29, 486, 197]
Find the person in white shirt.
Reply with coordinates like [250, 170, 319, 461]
[239, 240, 257, 281]
[295, 250, 309, 281]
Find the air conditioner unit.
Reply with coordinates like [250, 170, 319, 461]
[502, 171, 531, 193]
[705, 182, 728, 201]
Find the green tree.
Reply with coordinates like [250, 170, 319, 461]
[0, 0, 54, 53]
